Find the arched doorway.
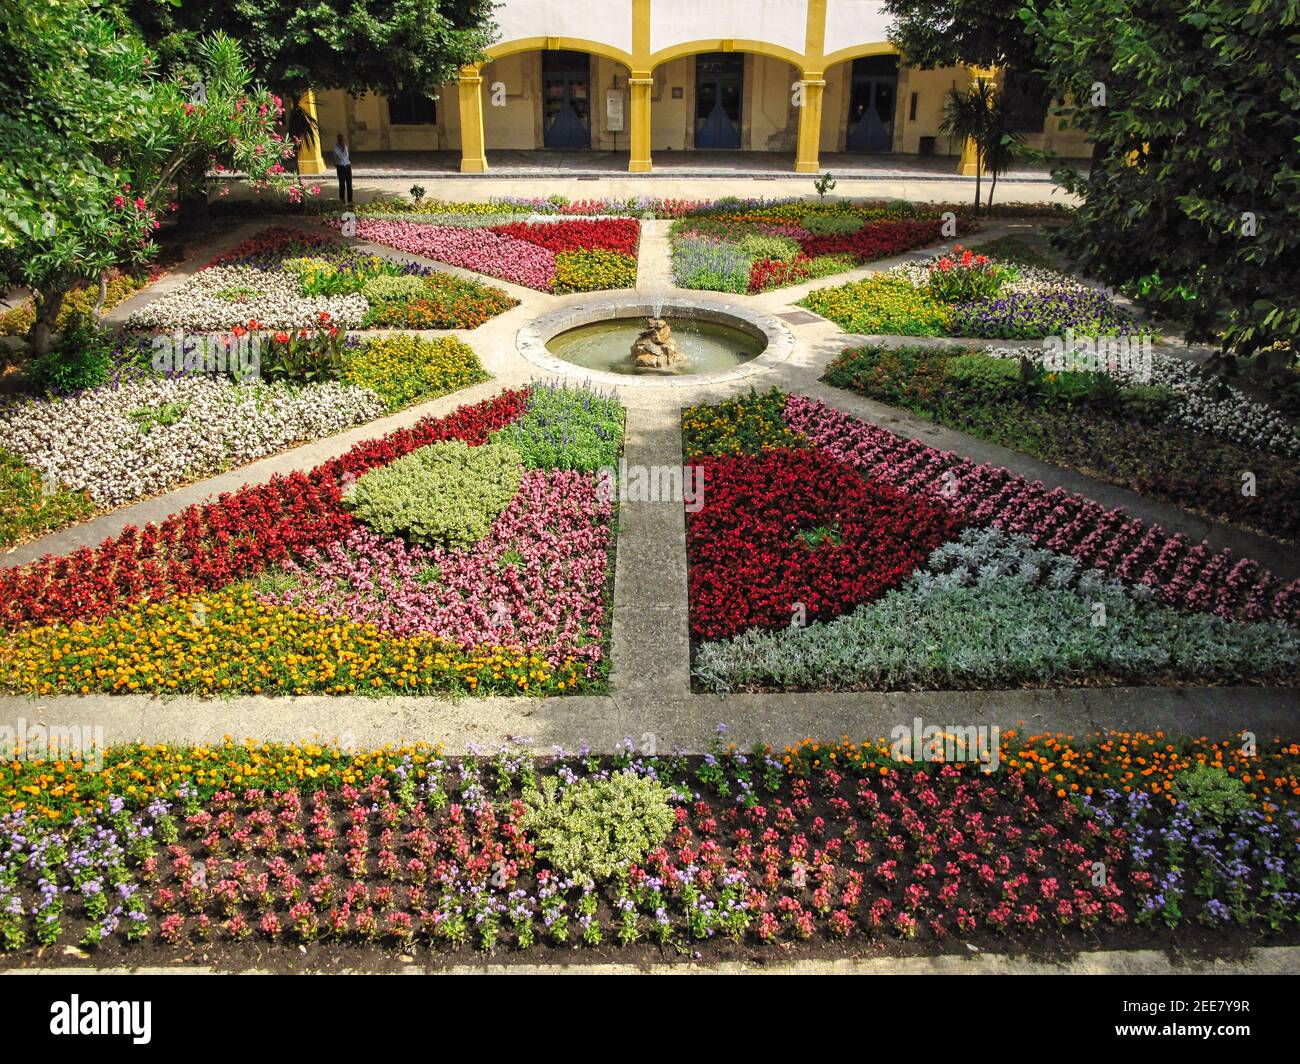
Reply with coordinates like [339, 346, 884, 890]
[845, 55, 898, 153]
[542, 50, 592, 149]
[694, 53, 744, 149]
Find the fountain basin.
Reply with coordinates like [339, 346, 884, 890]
[516, 298, 797, 387]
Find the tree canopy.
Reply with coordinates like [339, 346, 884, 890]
[1022, 0, 1300, 367]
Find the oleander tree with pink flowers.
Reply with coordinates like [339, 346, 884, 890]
[0, 8, 302, 355]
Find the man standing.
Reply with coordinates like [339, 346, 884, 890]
[333, 134, 353, 205]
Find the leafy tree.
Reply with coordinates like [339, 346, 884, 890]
[884, 0, 1041, 70]
[129, 0, 498, 144]
[0, 0, 294, 353]
[1022, 0, 1300, 380]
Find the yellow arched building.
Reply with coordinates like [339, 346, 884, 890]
[305, 0, 1087, 175]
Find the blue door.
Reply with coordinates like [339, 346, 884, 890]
[846, 56, 898, 153]
[543, 51, 591, 149]
[695, 54, 743, 149]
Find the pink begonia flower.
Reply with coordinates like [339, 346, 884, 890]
[350, 219, 557, 291]
[783, 394, 1300, 626]
[258, 470, 612, 673]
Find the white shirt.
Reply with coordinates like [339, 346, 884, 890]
[333, 143, 350, 167]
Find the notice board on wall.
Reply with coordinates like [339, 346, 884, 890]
[605, 88, 625, 132]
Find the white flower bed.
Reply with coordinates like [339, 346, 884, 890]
[886, 255, 1081, 297]
[125, 266, 369, 331]
[984, 346, 1300, 457]
[0, 375, 385, 509]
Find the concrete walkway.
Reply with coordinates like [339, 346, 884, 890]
[9, 945, 1297, 975]
[2, 209, 1296, 753]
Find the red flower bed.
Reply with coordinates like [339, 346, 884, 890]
[687, 449, 957, 639]
[798, 219, 974, 263]
[491, 219, 640, 257]
[748, 255, 813, 293]
[784, 394, 1300, 626]
[0, 391, 529, 630]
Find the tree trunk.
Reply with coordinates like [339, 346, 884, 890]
[31, 284, 67, 357]
[973, 149, 983, 218]
[177, 156, 211, 232]
[92, 271, 108, 314]
[987, 169, 999, 213]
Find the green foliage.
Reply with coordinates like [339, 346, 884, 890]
[128, 0, 496, 102]
[885, 0, 1040, 69]
[0, 5, 295, 353]
[800, 214, 863, 237]
[1169, 765, 1255, 823]
[944, 353, 1024, 403]
[489, 384, 624, 473]
[0, 449, 94, 550]
[24, 313, 116, 395]
[521, 771, 675, 884]
[813, 172, 837, 199]
[360, 274, 430, 305]
[972, 235, 1058, 271]
[1023, 0, 1300, 376]
[344, 439, 522, 549]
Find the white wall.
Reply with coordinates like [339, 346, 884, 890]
[496, 0, 633, 55]
[824, 0, 893, 57]
[650, 2, 807, 57]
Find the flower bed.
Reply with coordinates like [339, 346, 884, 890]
[0, 731, 1295, 958]
[682, 392, 1300, 693]
[126, 226, 515, 332]
[803, 243, 1146, 339]
[824, 344, 1300, 541]
[0, 336, 487, 517]
[0, 385, 623, 695]
[347, 217, 640, 293]
[672, 212, 973, 294]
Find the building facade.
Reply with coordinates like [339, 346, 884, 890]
[306, 0, 1087, 174]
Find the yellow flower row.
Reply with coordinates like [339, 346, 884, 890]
[0, 589, 584, 699]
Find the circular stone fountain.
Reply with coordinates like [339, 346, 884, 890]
[517, 298, 796, 386]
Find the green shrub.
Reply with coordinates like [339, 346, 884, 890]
[344, 439, 522, 549]
[943, 353, 1025, 403]
[824, 345, 952, 412]
[24, 312, 116, 395]
[490, 383, 624, 473]
[1169, 764, 1255, 823]
[521, 771, 675, 883]
[1118, 383, 1176, 423]
[361, 274, 431, 305]
[800, 214, 863, 236]
[0, 449, 94, 549]
[807, 254, 858, 278]
[736, 233, 802, 262]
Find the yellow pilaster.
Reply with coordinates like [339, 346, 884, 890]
[794, 77, 826, 173]
[629, 76, 654, 172]
[296, 91, 326, 175]
[795, 0, 828, 173]
[629, 0, 652, 172]
[458, 65, 488, 174]
[958, 66, 999, 176]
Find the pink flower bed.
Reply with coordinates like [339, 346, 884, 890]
[352, 219, 556, 290]
[257, 470, 613, 672]
[783, 394, 1300, 625]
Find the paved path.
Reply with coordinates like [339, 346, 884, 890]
[3, 212, 1296, 752]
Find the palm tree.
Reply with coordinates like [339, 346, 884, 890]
[940, 77, 997, 216]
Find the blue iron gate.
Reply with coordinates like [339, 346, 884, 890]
[695, 53, 743, 149]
